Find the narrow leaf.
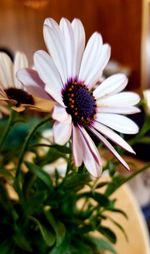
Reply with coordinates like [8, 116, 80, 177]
[30, 216, 55, 247]
[25, 161, 53, 191]
[106, 208, 128, 219]
[13, 230, 32, 252]
[107, 216, 128, 241]
[78, 191, 110, 207]
[88, 237, 117, 254]
[45, 211, 66, 247]
[98, 226, 117, 244]
[0, 241, 13, 254]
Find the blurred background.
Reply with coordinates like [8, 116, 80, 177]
[1, 0, 150, 248]
[0, 0, 145, 91]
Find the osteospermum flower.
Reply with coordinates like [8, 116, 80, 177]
[0, 51, 54, 112]
[18, 18, 140, 177]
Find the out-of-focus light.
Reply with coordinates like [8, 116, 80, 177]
[22, 0, 49, 9]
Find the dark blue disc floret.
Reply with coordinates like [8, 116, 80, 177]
[62, 78, 96, 126]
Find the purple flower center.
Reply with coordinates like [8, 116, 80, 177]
[5, 88, 34, 107]
[62, 78, 96, 126]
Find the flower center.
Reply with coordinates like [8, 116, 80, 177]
[5, 88, 34, 107]
[62, 79, 96, 126]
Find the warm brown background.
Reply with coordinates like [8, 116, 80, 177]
[0, 0, 142, 90]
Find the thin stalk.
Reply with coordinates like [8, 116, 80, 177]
[121, 163, 150, 185]
[0, 109, 15, 152]
[15, 115, 51, 178]
[107, 163, 150, 197]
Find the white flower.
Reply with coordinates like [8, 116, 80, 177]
[18, 18, 140, 177]
[0, 51, 54, 112]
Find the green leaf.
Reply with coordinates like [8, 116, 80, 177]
[36, 146, 67, 166]
[107, 216, 128, 241]
[45, 211, 66, 247]
[25, 162, 53, 191]
[30, 217, 55, 247]
[72, 240, 93, 254]
[50, 144, 71, 154]
[88, 237, 117, 254]
[136, 136, 150, 144]
[106, 208, 128, 219]
[48, 234, 70, 254]
[0, 240, 14, 254]
[13, 229, 32, 252]
[92, 192, 110, 207]
[24, 192, 47, 216]
[60, 171, 90, 193]
[78, 191, 110, 207]
[95, 181, 110, 189]
[0, 182, 10, 210]
[98, 226, 117, 244]
[105, 175, 125, 196]
[22, 171, 35, 196]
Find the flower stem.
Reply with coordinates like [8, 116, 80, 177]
[106, 163, 150, 197]
[15, 115, 51, 178]
[0, 109, 15, 152]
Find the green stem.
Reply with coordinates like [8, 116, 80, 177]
[16, 115, 51, 178]
[0, 109, 15, 152]
[122, 163, 150, 185]
[107, 163, 150, 197]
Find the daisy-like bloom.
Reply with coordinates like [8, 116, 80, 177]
[18, 18, 140, 177]
[0, 51, 54, 112]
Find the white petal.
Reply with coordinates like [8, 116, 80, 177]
[86, 44, 111, 89]
[97, 105, 140, 115]
[97, 92, 140, 107]
[91, 127, 130, 170]
[96, 113, 139, 134]
[83, 141, 102, 177]
[52, 104, 69, 122]
[17, 68, 51, 99]
[44, 18, 60, 30]
[60, 18, 75, 78]
[53, 119, 72, 145]
[43, 24, 67, 83]
[0, 52, 13, 89]
[93, 74, 128, 99]
[71, 18, 85, 76]
[72, 126, 83, 167]
[13, 52, 28, 89]
[79, 32, 102, 83]
[79, 126, 102, 177]
[93, 121, 135, 153]
[34, 50, 64, 106]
